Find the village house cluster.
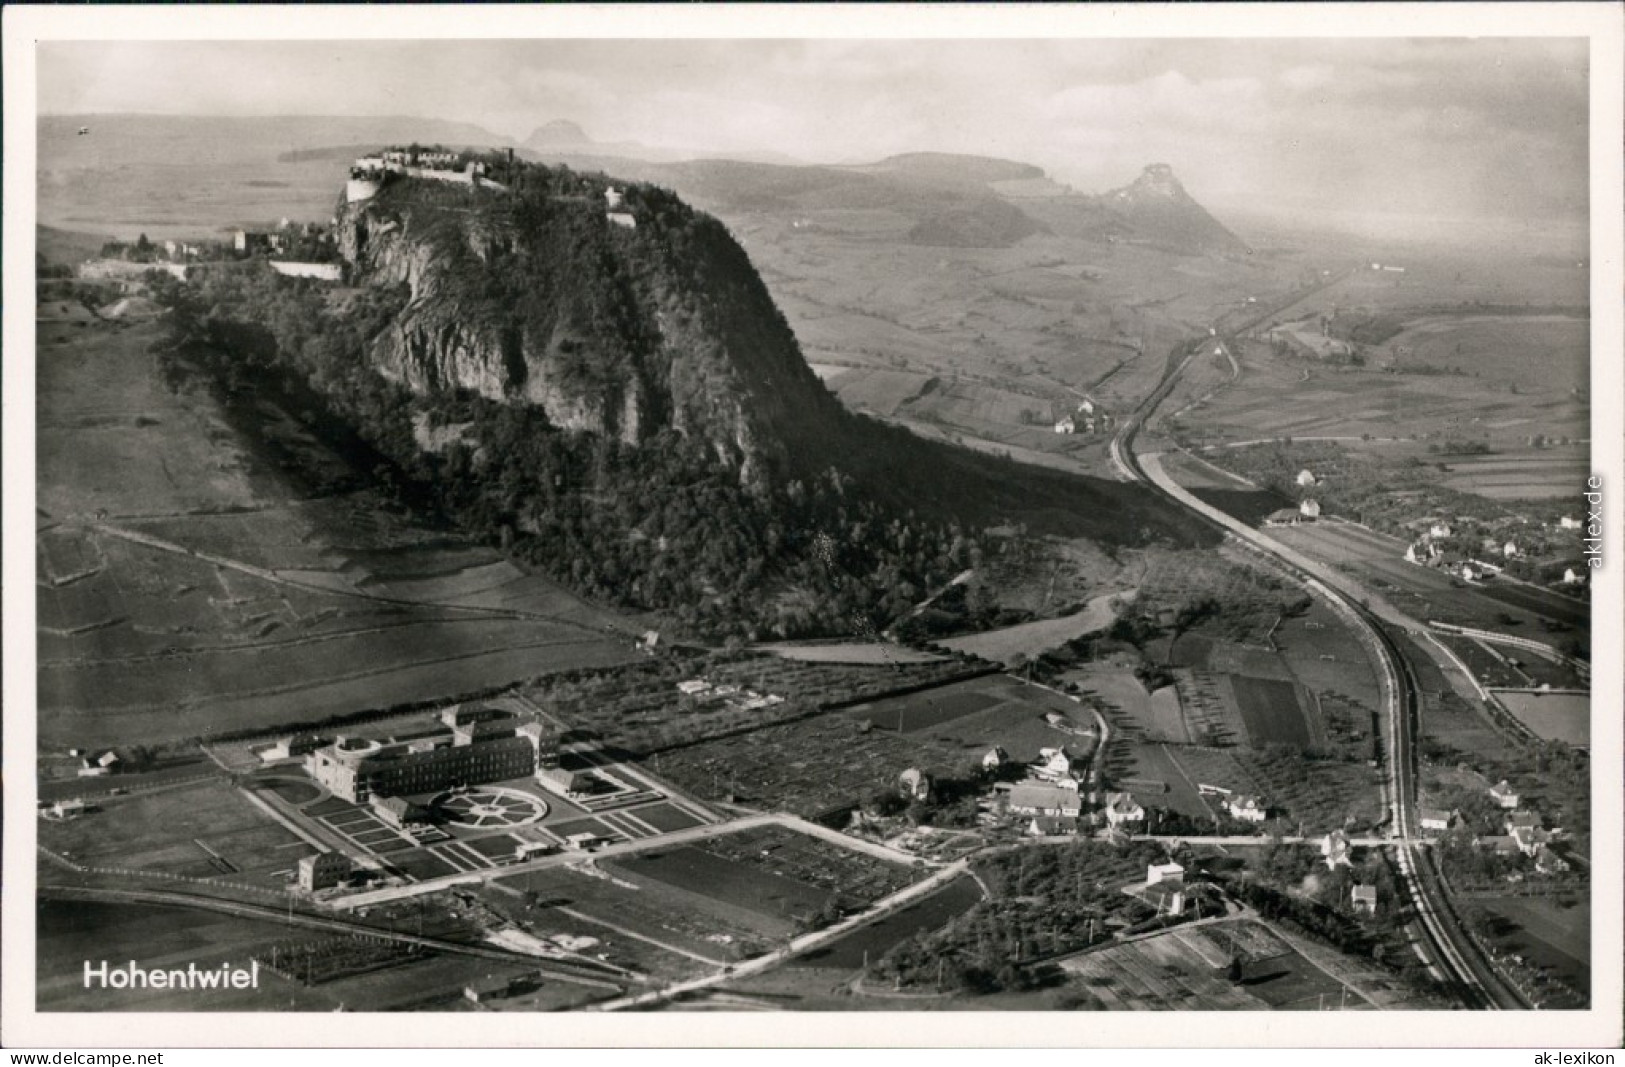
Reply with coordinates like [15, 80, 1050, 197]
[1053, 397, 1114, 436]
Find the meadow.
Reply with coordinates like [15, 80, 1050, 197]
[1490, 690, 1589, 748]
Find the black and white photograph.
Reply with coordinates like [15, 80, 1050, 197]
[3, 3, 1620, 1050]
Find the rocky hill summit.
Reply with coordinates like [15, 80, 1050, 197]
[335, 161, 846, 487]
[1098, 163, 1246, 254]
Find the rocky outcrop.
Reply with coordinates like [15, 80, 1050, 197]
[1097, 164, 1247, 254]
[332, 167, 845, 480]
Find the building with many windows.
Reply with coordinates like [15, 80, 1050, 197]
[303, 706, 549, 803]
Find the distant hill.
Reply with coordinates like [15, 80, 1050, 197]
[525, 119, 592, 150]
[41, 114, 511, 164]
[854, 152, 1047, 188]
[1095, 163, 1247, 254]
[536, 150, 1241, 254]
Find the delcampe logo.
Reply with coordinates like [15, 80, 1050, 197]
[83, 960, 260, 992]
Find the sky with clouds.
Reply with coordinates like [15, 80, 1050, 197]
[38, 37, 1589, 225]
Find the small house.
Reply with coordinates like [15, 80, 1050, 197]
[1429, 522, 1453, 539]
[1054, 416, 1076, 435]
[1419, 808, 1455, 834]
[982, 746, 1009, 770]
[1505, 811, 1540, 834]
[371, 795, 428, 830]
[1503, 541, 1519, 558]
[1034, 747, 1074, 781]
[1489, 780, 1519, 809]
[1298, 499, 1322, 520]
[1103, 792, 1145, 829]
[1321, 830, 1352, 868]
[676, 679, 711, 696]
[537, 765, 589, 798]
[1147, 861, 1185, 887]
[297, 851, 351, 892]
[1351, 885, 1378, 915]
[1295, 469, 1317, 487]
[1558, 516, 1581, 530]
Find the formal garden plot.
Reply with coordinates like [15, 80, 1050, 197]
[628, 803, 704, 834]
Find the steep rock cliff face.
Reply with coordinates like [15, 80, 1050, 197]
[334, 171, 844, 483]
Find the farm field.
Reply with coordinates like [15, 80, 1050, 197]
[844, 674, 1093, 756]
[1104, 743, 1214, 820]
[1491, 690, 1589, 748]
[1435, 450, 1592, 501]
[1170, 335, 1586, 451]
[934, 589, 1127, 662]
[1229, 675, 1313, 748]
[38, 779, 313, 886]
[791, 875, 984, 971]
[1383, 313, 1588, 394]
[1067, 667, 1179, 742]
[36, 309, 641, 748]
[1470, 894, 1589, 1001]
[37, 899, 328, 1011]
[1056, 919, 1375, 1011]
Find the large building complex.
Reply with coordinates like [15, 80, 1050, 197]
[304, 706, 555, 803]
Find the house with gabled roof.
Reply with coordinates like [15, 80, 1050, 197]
[1489, 780, 1519, 809]
[1321, 829, 1352, 868]
[1351, 885, 1378, 915]
[1418, 808, 1456, 834]
[1104, 792, 1145, 828]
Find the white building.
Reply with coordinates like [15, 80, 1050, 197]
[1299, 499, 1322, 520]
[1558, 516, 1581, 530]
[1429, 522, 1453, 539]
[1321, 830, 1352, 868]
[1489, 780, 1519, 809]
[1054, 416, 1076, 435]
[1006, 782, 1082, 818]
[1351, 885, 1378, 914]
[1147, 861, 1185, 887]
[982, 747, 1009, 770]
[1103, 792, 1145, 829]
[1034, 747, 1075, 781]
[1227, 795, 1268, 823]
[1295, 469, 1317, 487]
[1503, 541, 1519, 558]
[1419, 809, 1455, 834]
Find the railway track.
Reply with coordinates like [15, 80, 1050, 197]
[1110, 326, 1527, 1010]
